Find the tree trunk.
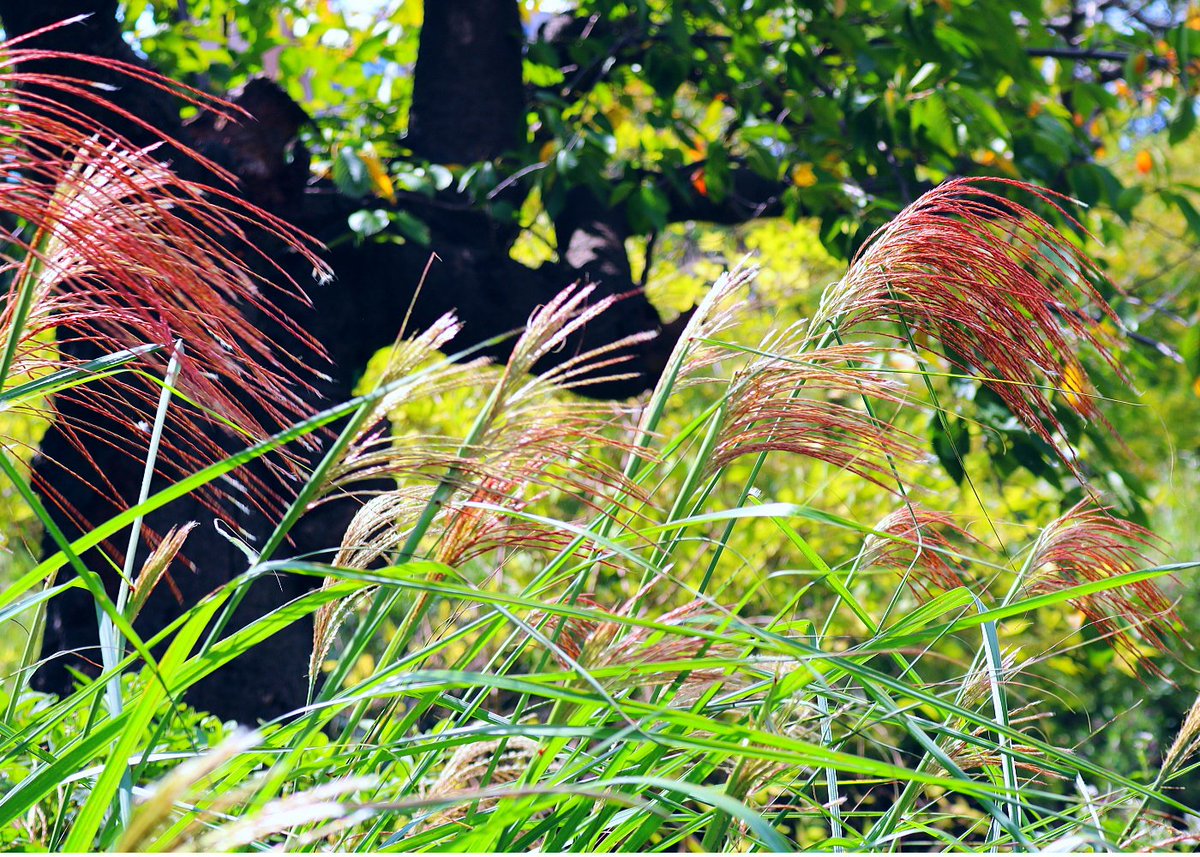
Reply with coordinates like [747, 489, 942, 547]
[407, 0, 526, 165]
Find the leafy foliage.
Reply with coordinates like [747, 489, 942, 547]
[122, 1, 1200, 244]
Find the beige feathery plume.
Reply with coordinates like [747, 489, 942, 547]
[127, 522, 197, 620]
[312, 285, 660, 682]
[117, 729, 261, 851]
[1163, 692, 1200, 773]
[420, 737, 545, 829]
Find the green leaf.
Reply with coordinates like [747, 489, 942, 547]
[347, 208, 390, 239]
[627, 182, 671, 232]
[1162, 189, 1200, 240]
[332, 147, 370, 197]
[427, 163, 455, 191]
[391, 210, 432, 245]
[912, 92, 957, 156]
[644, 45, 689, 98]
[1170, 97, 1197, 145]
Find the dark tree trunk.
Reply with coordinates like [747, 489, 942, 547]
[407, 0, 526, 165]
[0, 0, 686, 723]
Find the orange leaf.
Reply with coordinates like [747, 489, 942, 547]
[690, 167, 707, 196]
[790, 163, 817, 188]
[361, 148, 396, 203]
[1060, 358, 1088, 413]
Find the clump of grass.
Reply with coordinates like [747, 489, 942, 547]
[0, 37, 1195, 854]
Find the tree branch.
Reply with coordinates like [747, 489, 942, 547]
[1025, 45, 1169, 70]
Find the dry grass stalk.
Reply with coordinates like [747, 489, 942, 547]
[723, 708, 821, 802]
[932, 722, 1061, 784]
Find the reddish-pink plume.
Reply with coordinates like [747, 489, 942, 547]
[815, 178, 1123, 470]
[1026, 501, 1177, 675]
[862, 505, 974, 596]
[0, 41, 329, 534]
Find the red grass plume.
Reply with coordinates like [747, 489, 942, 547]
[812, 178, 1123, 469]
[1024, 501, 1178, 674]
[710, 339, 926, 489]
[861, 505, 975, 596]
[538, 588, 744, 703]
[0, 37, 329, 529]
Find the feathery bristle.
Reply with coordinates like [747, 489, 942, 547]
[1023, 502, 1176, 673]
[1163, 691, 1200, 773]
[931, 710, 1060, 783]
[861, 505, 974, 596]
[811, 178, 1122, 471]
[710, 342, 925, 489]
